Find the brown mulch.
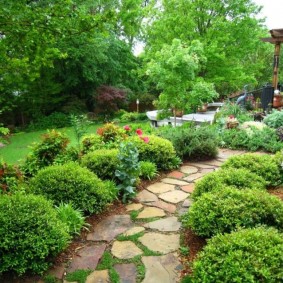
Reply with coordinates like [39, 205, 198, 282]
[269, 186, 283, 201]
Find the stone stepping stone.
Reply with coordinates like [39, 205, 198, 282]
[139, 233, 179, 254]
[111, 241, 143, 259]
[143, 217, 181, 232]
[147, 200, 176, 213]
[161, 178, 188, 186]
[87, 215, 132, 242]
[177, 207, 188, 216]
[85, 270, 109, 283]
[136, 190, 158, 203]
[180, 165, 198, 174]
[167, 171, 185, 179]
[147, 183, 175, 194]
[201, 160, 223, 167]
[126, 203, 143, 211]
[159, 190, 189, 204]
[137, 207, 165, 219]
[200, 168, 215, 174]
[182, 199, 193, 208]
[48, 265, 65, 280]
[67, 244, 106, 273]
[187, 162, 215, 169]
[114, 263, 137, 283]
[183, 173, 203, 182]
[142, 253, 181, 283]
[123, 226, 145, 236]
[180, 183, 195, 193]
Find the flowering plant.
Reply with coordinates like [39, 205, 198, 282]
[226, 115, 239, 129]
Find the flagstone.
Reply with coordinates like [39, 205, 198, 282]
[143, 217, 181, 232]
[111, 241, 143, 259]
[201, 160, 223, 166]
[139, 233, 179, 254]
[137, 207, 165, 219]
[126, 203, 143, 211]
[159, 190, 189, 204]
[161, 178, 188, 186]
[186, 162, 215, 169]
[199, 168, 215, 174]
[167, 171, 185, 179]
[136, 190, 158, 203]
[147, 200, 176, 213]
[147, 182, 175, 194]
[183, 173, 203, 182]
[142, 253, 181, 283]
[48, 265, 65, 280]
[114, 263, 137, 283]
[85, 270, 109, 283]
[180, 183, 195, 193]
[123, 226, 145, 236]
[180, 165, 198, 174]
[182, 199, 193, 208]
[87, 215, 132, 242]
[177, 207, 188, 216]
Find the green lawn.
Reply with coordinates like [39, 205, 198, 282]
[0, 121, 149, 165]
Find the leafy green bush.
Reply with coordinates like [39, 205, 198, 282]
[96, 123, 126, 144]
[127, 135, 181, 170]
[139, 161, 158, 180]
[81, 149, 119, 180]
[30, 162, 117, 214]
[22, 130, 70, 176]
[189, 227, 283, 283]
[56, 203, 89, 235]
[192, 168, 266, 200]
[263, 109, 283, 128]
[0, 193, 70, 275]
[81, 134, 104, 154]
[221, 153, 281, 186]
[183, 188, 283, 237]
[158, 124, 218, 160]
[120, 112, 148, 122]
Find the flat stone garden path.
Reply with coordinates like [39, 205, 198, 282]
[51, 149, 246, 283]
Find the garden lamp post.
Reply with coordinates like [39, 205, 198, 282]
[136, 98, 139, 113]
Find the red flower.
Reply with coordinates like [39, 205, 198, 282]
[136, 128, 143, 136]
[143, 136, 150, 143]
[124, 125, 130, 131]
[229, 115, 234, 119]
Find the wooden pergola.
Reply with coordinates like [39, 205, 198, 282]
[261, 29, 283, 89]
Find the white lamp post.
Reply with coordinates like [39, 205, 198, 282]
[136, 98, 139, 113]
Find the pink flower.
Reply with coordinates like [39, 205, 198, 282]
[229, 115, 234, 119]
[136, 128, 143, 136]
[124, 125, 130, 131]
[143, 136, 150, 143]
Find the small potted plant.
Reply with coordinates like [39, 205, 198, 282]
[226, 115, 239, 129]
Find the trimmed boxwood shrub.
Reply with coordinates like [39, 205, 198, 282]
[192, 168, 266, 200]
[81, 134, 105, 154]
[30, 162, 117, 214]
[189, 227, 283, 283]
[182, 188, 283, 237]
[81, 149, 119, 180]
[0, 193, 70, 275]
[139, 161, 158, 180]
[127, 135, 181, 170]
[221, 153, 281, 186]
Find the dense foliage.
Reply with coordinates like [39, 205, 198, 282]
[263, 110, 283, 128]
[189, 227, 283, 283]
[0, 193, 70, 275]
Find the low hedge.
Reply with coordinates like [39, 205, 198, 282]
[0, 193, 70, 275]
[30, 162, 117, 214]
[183, 187, 283, 237]
[192, 168, 266, 200]
[189, 227, 283, 283]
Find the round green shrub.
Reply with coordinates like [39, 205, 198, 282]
[263, 109, 283, 128]
[192, 168, 266, 200]
[127, 135, 180, 170]
[183, 187, 283, 237]
[190, 227, 283, 283]
[81, 134, 104, 154]
[139, 161, 158, 180]
[30, 162, 117, 214]
[221, 153, 281, 186]
[0, 193, 70, 275]
[81, 149, 119, 180]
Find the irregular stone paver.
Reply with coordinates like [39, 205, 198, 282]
[187, 162, 215, 169]
[159, 190, 189, 204]
[167, 171, 185, 179]
[143, 217, 181, 232]
[147, 183, 175, 194]
[123, 226, 145, 236]
[126, 203, 143, 211]
[139, 233, 179, 254]
[67, 244, 106, 273]
[201, 160, 223, 166]
[111, 241, 143, 259]
[48, 265, 65, 280]
[137, 207, 165, 219]
[142, 253, 181, 283]
[147, 200, 176, 213]
[177, 207, 188, 216]
[114, 263, 137, 283]
[182, 199, 192, 208]
[183, 173, 203, 182]
[161, 178, 188, 186]
[87, 215, 132, 242]
[200, 168, 215, 174]
[180, 165, 198, 174]
[136, 190, 158, 203]
[180, 183, 195, 193]
[85, 270, 109, 283]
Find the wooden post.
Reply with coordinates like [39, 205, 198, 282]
[272, 42, 281, 89]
